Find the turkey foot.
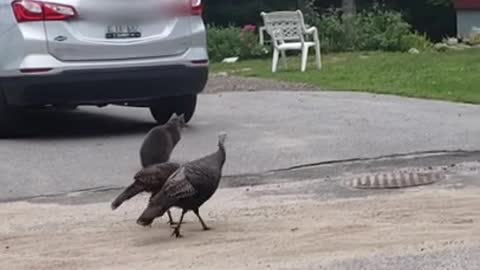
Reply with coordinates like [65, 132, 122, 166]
[171, 227, 183, 238]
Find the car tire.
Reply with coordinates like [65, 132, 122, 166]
[149, 98, 175, 125]
[150, 95, 197, 125]
[56, 105, 78, 111]
[173, 94, 197, 123]
[0, 84, 24, 138]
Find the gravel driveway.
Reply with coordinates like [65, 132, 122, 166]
[204, 73, 318, 93]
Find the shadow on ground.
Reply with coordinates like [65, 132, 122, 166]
[16, 107, 156, 140]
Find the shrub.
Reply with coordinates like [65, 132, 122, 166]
[206, 6, 432, 62]
[315, 7, 432, 53]
[399, 32, 432, 51]
[207, 25, 270, 62]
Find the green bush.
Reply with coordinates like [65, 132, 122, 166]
[315, 7, 432, 52]
[207, 25, 270, 62]
[399, 32, 432, 51]
[206, 6, 432, 62]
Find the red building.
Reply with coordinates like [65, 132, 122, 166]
[455, 0, 480, 38]
[455, 0, 480, 10]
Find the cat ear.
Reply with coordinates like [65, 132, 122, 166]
[168, 114, 178, 122]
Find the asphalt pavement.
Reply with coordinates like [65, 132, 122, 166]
[1, 91, 479, 200]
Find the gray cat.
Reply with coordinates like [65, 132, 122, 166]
[140, 114, 186, 168]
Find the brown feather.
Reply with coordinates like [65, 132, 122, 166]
[111, 162, 180, 210]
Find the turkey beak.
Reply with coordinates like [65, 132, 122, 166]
[137, 206, 161, 226]
[136, 218, 154, 227]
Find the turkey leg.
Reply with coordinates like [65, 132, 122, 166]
[193, 208, 210, 231]
[166, 210, 178, 225]
[171, 209, 187, 238]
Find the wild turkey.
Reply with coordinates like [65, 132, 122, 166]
[139, 114, 185, 168]
[136, 132, 228, 237]
[111, 162, 180, 224]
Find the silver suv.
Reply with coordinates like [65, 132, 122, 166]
[0, 0, 208, 137]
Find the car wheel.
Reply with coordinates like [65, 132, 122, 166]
[56, 105, 78, 111]
[149, 98, 175, 125]
[173, 94, 197, 123]
[150, 95, 197, 125]
[0, 85, 24, 138]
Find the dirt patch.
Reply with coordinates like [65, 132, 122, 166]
[203, 74, 319, 94]
[1, 179, 480, 270]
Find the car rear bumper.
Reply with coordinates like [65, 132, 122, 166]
[1, 65, 208, 107]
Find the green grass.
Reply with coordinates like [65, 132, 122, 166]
[212, 50, 480, 104]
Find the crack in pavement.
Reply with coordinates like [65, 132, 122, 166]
[269, 150, 480, 173]
[4, 149, 479, 204]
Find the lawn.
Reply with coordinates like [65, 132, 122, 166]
[211, 49, 480, 104]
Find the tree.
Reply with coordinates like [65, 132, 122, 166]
[342, 0, 356, 15]
[297, 0, 305, 10]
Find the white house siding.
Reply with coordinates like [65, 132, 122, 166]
[457, 10, 480, 38]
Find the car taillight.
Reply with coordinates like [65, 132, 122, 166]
[191, 0, 202, 16]
[12, 0, 77, 23]
[43, 2, 77, 20]
[12, 0, 43, 22]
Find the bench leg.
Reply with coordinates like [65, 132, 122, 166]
[315, 42, 322, 69]
[301, 46, 309, 72]
[272, 48, 280, 73]
[281, 50, 288, 69]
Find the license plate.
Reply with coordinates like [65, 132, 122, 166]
[105, 25, 141, 39]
